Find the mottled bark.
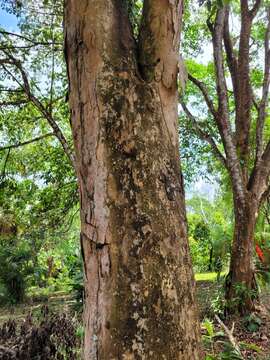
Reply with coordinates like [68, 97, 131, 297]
[226, 196, 258, 313]
[64, 0, 201, 359]
[235, 1, 252, 178]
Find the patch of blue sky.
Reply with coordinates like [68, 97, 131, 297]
[0, 8, 18, 31]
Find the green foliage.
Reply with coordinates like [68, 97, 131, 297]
[0, 0, 81, 305]
[180, 0, 270, 188]
[243, 313, 262, 333]
[126, 0, 143, 35]
[0, 238, 33, 303]
[187, 195, 232, 273]
[202, 318, 243, 360]
[225, 283, 258, 313]
[210, 288, 226, 316]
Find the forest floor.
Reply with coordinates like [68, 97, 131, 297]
[196, 275, 270, 359]
[0, 291, 77, 326]
[0, 276, 269, 359]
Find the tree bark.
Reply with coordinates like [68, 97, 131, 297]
[225, 195, 258, 313]
[64, 0, 201, 359]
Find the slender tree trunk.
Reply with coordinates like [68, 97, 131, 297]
[225, 195, 258, 313]
[208, 246, 213, 272]
[64, 0, 201, 358]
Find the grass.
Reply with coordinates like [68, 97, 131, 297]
[195, 271, 227, 282]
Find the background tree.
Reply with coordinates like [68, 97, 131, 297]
[181, 0, 270, 313]
[64, 0, 201, 358]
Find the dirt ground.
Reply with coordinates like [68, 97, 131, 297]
[197, 280, 270, 359]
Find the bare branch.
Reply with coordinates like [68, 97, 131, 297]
[180, 99, 227, 168]
[0, 133, 54, 152]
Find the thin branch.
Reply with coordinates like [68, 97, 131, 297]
[252, 91, 259, 112]
[0, 88, 23, 93]
[0, 44, 62, 51]
[188, 74, 218, 120]
[59, 207, 79, 235]
[0, 30, 62, 47]
[0, 99, 28, 107]
[0, 133, 54, 152]
[0, 52, 75, 167]
[180, 99, 227, 168]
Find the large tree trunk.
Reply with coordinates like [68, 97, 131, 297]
[225, 195, 258, 313]
[64, 0, 201, 359]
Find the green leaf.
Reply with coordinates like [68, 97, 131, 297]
[239, 341, 261, 353]
[202, 319, 214, 337]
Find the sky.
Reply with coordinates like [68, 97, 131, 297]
[0, 8, 18, 30]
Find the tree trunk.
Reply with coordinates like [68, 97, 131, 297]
[225, 195, 258, 313]
[208, 246, 213, 272]
[64, 0, 201, 359]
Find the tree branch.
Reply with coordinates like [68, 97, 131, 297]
[0, 133, 54, 152]
[0, 30, 62, 47]
[187, 74, 218, 120]
[260, 184, 270, 207]
[255, 7, 270, 163]
[249, 0, 262, 19]
[249, 139, 270, 200]
[0, 52, 75, 167]
[0, 99, 28, 107]
[215, 315, 242, 357]
[223, 5, 238, 101]
[180, 99, 227, 168]
[234, 0, 252, 171]
[138, 0, 182, 87]
[210, 6, 245, 203]
[0, 148, 11, 182]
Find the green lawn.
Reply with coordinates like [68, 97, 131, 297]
[195, 271, 227, 282]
